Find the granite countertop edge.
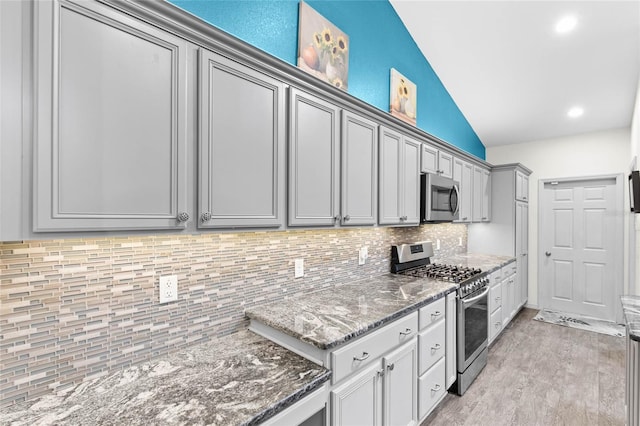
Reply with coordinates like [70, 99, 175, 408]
[244, 369, 332, 426]
[620, 295, 640, 342]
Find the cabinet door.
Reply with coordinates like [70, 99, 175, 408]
[402, 137, 421, 225]
[516, 202, 529, 306]
[331, 363, 382, 426]
[342, 111, 378, 226]
[515, 171, 530, 202]
[453, 158, 472, 222]
[472, 166, 483, 222]
[289, 88, 340, 226]
[420, 144, 438, 174]
[482, 169, 491, 221]
[379, 127, 402, 225]
[34, 0, 189, 231]
[384, 340, 418, 426]
[199, 51, 285, 228]
[501, 276, 514, 326]
[438, 151, 454, 179]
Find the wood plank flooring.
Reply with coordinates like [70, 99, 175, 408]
[422, 308, 626, 426]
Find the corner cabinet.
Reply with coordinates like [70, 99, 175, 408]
[198, 50, 285, 228]
[379, 127, 420, 226]
[34, 0, 189, 231]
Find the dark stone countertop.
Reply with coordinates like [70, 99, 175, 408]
[621, 295, 640, 342]
[246, 253, 515, 350]
[0, 330, 331, 426]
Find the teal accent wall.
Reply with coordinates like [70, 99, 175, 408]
[169, 0, 486, 159]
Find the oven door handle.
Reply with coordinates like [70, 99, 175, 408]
[461, 287, 489, 307]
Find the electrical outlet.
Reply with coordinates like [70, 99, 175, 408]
[358, 246, 368, 265]
[459, 237, 463, 247]
[436, 239, 441, 250]
[294, 259, 304, 278]
[159, 275, 178, 303]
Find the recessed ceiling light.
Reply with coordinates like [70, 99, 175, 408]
[567, 106, 584, 118]
[555, 15, 578, 34]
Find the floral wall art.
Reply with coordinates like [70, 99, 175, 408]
[297, 1, 349, 90]
[390, 68, 417, 126]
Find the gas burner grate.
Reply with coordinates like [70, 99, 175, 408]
[398, 263, 482, 283]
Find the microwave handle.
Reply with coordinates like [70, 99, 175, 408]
[450, 185, 460, 215]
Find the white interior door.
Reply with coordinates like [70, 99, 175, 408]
[539, 176, 623, 321]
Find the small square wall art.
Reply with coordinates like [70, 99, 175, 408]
[297, 1, 349, 91]
[390, 68, 417, 126]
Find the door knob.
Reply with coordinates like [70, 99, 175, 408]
[545, 251, 551, 257]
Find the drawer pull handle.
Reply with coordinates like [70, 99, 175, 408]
[496, 296, 501, 301]
[431, 343, 442, 352]
[353, 352, 369, 362]
[431, 311, 442, 319]
[431, 384, 442, 393]
[399, 328, 412, 336]
[495, 322, 501, 328]
[387, 363, 395, 371]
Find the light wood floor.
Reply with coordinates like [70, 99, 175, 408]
[422, 308, 626, 426]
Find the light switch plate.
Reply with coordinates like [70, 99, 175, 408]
[294, 259, 304, 278]
[358, 247, 368, 265]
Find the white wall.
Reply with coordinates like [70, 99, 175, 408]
[485, 127, 632, 309]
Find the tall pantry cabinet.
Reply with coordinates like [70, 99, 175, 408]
[468, 164, 532, 314]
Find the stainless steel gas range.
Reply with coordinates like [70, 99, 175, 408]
[391, 241, 489, 396]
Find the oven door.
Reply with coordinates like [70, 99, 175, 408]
[457, 287, 489, 372]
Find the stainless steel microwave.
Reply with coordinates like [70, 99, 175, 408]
[420, 174, 460, 222]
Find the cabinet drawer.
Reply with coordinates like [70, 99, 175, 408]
[418, 357, 446, 420]
[489, 306, 503, 344]
[418, 319, 445, 375]
[419, 297, 446, 330]
[505, 262, 517, 277]
[489, 282, 502, 313]
[331, 312, 418, 384]
[490, 268, 502, 284]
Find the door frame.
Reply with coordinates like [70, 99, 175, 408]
[537, 173, 624, 323]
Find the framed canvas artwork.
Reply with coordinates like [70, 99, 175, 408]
[297, 1, 349, 90]
[390, 68, 417, 126]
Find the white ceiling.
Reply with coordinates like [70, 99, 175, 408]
[390, 0, 640, 147]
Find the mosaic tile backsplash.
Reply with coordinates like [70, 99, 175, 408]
[0, 223, 467, 407]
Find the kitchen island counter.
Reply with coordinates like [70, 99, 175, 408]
[0, 330, 330, 426]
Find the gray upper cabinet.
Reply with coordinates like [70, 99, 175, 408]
[453, 157, 473, 222]
[288, 88, 341, 226]
[341, 111, 378, 226]
[420, 144, 453, 178]
[198, 50, 285, 228]
[379, 127, 420, 226]
[515, 170, 529, 202]
[34, 0, 189, 231]
[472, 165, 491, 222]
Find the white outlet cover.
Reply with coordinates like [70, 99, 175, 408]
[159, 275, 178, 303]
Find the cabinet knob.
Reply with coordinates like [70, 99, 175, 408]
[482, 217, 488, 220]
[431, 384, 441, 393]
[201, 212, 212, 222]
[399, 328, 412, 336]
[334, 215, 341, 222]
[545, 251, 551, 257]
[431, 311, 442, 319]
[387, 363, 395, 371]
[177, 212, 189, 223]
[431, 343, 441, 352]
[495, 321, 502, 328]
[353, 352, 369, 362]
[496, 296, 501, 301]
[462, 217, 468, 220]
[344, 215, 351, 221]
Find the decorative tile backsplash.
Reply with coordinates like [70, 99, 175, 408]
[0, 224, 466, 407]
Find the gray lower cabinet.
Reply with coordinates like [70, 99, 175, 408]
[34, 0, 189, 231]
[198, 50, 285, 228]
[379, 126, 420, 226]
[288, 88, 341, 226]
[341, 111, 378, 226]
